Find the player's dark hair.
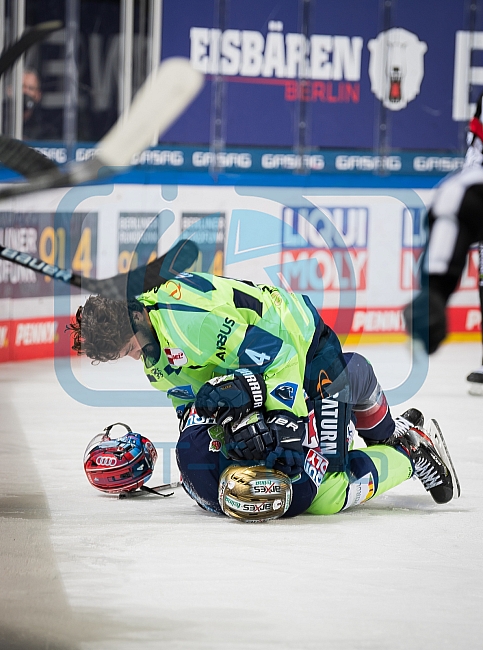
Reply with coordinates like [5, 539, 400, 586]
[66, 296, 143, 363]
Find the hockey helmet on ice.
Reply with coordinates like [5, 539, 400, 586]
[218, 464, 292, 522]
[84, 422, 157, 494]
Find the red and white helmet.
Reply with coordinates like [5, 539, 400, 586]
[84, 422, 157, 494]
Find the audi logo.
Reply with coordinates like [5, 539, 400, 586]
[96, 455, 117, 467]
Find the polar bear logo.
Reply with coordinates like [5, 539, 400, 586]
[368, 28, 427, 111]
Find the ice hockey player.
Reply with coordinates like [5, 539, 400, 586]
[68, 271, 459, 520]
[404, 93, 483, 395]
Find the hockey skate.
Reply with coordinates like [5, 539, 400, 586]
[389, 409, 460, 504]
[466, 365, 483, 396]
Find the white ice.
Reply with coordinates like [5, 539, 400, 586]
[0, 341, 482, 649]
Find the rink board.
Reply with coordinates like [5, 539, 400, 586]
[0, 183, 480, 362]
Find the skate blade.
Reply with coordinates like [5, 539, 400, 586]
[468, 382, 483, 397]
[428, 419, 461, 499]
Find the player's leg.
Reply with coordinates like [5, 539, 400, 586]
[307, 412, 459, 514]
[306, 445, 412, 515]
[466, 240, 483, 395]
[343, 352, 422, 445]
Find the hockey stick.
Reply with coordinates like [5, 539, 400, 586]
[0, 20, 63, 78]
[0, 134, 58, 177]
[0, 238, 199, 299]
[0, 57, 204, 200]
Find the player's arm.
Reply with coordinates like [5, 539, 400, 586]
[177, 404, 317, 518]
[176, 405, 229, 515]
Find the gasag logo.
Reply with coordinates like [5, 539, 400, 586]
[368, 28, 427, 110]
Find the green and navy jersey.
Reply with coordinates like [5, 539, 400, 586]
[138, 272, 321, 416]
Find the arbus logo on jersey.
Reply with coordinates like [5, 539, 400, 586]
[216, 317, 235, 361]
[164, 347, 187, 366]
[368, 28, 427, 111]
[96, 456, 117, 467]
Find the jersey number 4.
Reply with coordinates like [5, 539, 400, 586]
[244, 349, 271, 366]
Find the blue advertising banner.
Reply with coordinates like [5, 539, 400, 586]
[159, 0, 483, 152]
[0, 143, 465, 186]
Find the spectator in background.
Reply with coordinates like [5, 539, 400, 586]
[22, 67, 57, 141]
[3, 68, 58, 141]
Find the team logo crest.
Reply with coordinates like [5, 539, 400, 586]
[270, 382, 298, 408]
[167, 385, 195, 400]
[164, 347, 188, 366]
[368, 28, 427, 110]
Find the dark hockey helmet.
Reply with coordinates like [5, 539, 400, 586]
[84, 422, 158, 494]
[218, 464, 292, 522]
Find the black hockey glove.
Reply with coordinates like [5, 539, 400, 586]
[224, 411, 275, 461]
[264, 411, 306, 477]
[195, 369, 266, 426]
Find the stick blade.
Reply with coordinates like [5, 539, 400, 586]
[78, 239, 199, 300]
[0, 20, 63, 77]
[0, 135, 59, 177]
[97, 58, 204, 167]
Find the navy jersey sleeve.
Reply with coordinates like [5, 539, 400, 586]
[176, 420, 231, 515]
[283, 474, 317, 517]
[176, 413, 317, 518]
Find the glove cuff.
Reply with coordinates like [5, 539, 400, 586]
[233, 368, 267, 410]
[266, 411, 306, 448]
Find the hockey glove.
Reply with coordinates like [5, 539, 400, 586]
[264, 411, 306, 477]
[195, 369, 267, 426]
[224, 411, 274, 461]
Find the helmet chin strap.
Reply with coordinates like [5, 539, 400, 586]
[118, 482, 182, 499]
[104, 422, 132, 437]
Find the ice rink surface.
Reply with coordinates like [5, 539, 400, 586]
[1, 341, 482, 650]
